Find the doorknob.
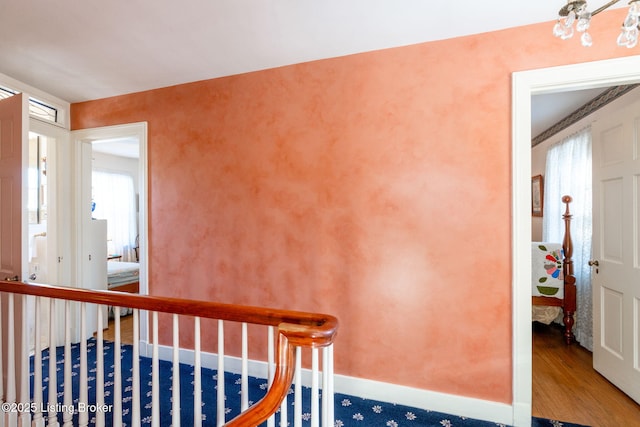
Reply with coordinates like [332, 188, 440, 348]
[588, 260, 599, 267]
[3, 275, 19, 281]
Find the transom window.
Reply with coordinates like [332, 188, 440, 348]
[0, 86, 58, 123]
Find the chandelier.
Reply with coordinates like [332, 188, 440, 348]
[553, 0, 640, 47]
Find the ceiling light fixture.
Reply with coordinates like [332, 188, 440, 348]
[553, 0, 640, 47]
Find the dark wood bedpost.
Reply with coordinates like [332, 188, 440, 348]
[562, 195, 577, 344]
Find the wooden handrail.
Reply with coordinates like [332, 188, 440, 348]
[0, 281, 338, 347]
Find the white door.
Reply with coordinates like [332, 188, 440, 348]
[0, 93, 30, 415]
[592, 97, 640, 404]
[0, 94, 27, 281]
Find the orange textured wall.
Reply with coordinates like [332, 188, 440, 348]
[72, 10, 633, 404]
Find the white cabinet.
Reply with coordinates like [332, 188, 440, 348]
[75, 218, 107, 341]
[83, 219, 107, 292]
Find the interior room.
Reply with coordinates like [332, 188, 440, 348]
[27, 133, 49, 283]
[91, 138, 141, 296]
[2, 2, 640, 426]
[530, 85, 640, 424]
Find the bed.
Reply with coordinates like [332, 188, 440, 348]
[532, 195, 577, 344]
[107, 260, 140, 293]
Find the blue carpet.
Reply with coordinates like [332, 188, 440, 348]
[29, 338, 589, 427]
[332, 394, 589, 427]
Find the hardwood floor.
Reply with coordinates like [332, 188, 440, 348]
[533, 322, 640, 426]
[100, 313, 135, 344]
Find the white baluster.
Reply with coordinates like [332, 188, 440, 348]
[172, 314, 181, 427]
[280, 388, 288, 427]
[62, 301, 72, 427]
[5, 294, 17, 426]
[131, 309, 140, 427]
[32, 297, 44, 427]
[241, 322, 248, 412]
[19, 295, 30, 427]
[95, 305, 105, 427]
[324, 345, 335, 427]
[113, 307, 122, 425]
[77, 303, 88, 427]
[47, 299, 59, 427]
[151, 312, 159, 427]
[194, 317, 202, 427]
[294, 347, 302, 427]
[266, 326, 275, 427]
[322, 346, 328, 427]
[311, 348, 319, 427]
[216, 320, 225, 427]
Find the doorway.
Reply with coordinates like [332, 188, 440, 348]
[27, 131, 52, 283]
[71, 122, 148, 341]
[26, 118, 72, 287]
[512, 56, 640, 426]
[25, 119, 71, 349]
[530, 85, 640, 424]
[71, 123, 148, 294]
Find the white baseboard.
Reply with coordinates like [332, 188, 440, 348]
[139, 339, 270, 380]
[139, 341, 515, 426]
[333, 374, 514, 426]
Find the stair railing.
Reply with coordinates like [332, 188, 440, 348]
[0, 280, 338, 427]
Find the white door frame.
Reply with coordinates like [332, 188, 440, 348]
[71, 122, 149, 339]
[71, 122, 149, 294]
[512, 56, 640, 426]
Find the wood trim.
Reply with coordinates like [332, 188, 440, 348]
[532, 296, 563, 307]
[110, 281, 139, 293]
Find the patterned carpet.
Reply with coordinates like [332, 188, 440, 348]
[29, 339, 589, 427]
[332, 394, 588, 427]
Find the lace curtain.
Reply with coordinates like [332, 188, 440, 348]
[92, 170, 138, 262]
[543, 126, 593, 351]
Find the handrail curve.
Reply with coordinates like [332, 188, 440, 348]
[225, 334, 296, 426]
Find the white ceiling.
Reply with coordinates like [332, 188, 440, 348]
[0, 1, 629, 140]
[531, 87, 610, 138]
[92, 137, 140, 159]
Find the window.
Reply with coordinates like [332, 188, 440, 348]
[0, 86, 59, 123]
[91, 171, 138, 262]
